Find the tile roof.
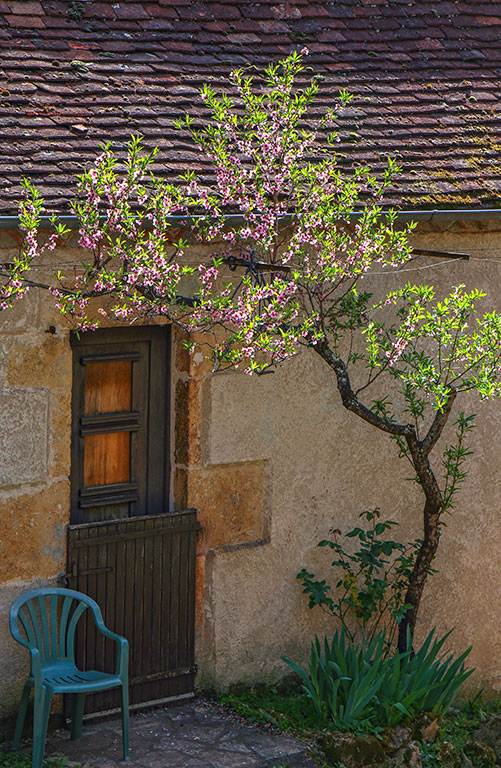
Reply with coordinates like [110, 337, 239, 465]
[1, 0, 501, 214]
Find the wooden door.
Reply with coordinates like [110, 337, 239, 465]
[67, 326, 199, 714]
[66, 510, 200, 713]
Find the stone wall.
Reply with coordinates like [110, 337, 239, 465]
[0, 230, 72, 719]
[0, 221, 500, 725]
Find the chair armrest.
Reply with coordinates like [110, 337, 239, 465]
[10, 622, 33, 651]
[10, 623, 42, 683]
[96, 624, 129, 679]
[29, 648, 43, 683]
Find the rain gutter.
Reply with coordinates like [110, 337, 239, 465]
[1, 208, 501, 229]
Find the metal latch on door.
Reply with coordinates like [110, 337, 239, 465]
[62, 562, 114, 585]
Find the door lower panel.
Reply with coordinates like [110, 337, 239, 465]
[65, 510, 200, 715]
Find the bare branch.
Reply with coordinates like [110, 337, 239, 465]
[315, 341, 414, 439]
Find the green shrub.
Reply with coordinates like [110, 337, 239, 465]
[282, 627, 473, 729]
[297, 509, 424, 646]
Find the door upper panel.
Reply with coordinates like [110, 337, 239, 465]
[70, 326, 170, 524]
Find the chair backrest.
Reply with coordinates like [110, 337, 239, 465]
[10, 588, 103, 666]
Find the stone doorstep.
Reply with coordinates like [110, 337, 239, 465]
[24, 700, 317, 768]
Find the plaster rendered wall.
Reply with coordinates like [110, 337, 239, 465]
[188, 222, 501, 697]
[0, 223, 500, 726]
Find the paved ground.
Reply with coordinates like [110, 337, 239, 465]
[42, 699, 318, 768]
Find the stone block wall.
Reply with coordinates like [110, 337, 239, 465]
[0, 232, 73, 720]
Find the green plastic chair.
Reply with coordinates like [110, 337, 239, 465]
[9, 587, 129, 768]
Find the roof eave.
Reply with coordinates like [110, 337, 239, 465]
[2, 208, 501, 230]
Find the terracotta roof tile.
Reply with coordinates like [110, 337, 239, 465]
[7, 1, 44, 13]
[1, 0, 501, 213]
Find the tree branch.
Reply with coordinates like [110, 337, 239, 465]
[315, 341, 414, 438]
[421, 388, 456, 456]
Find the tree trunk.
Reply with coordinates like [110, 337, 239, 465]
[397, 440, 444, 653]
[313, 343, 451, 654]
[397, 499, 441, 653]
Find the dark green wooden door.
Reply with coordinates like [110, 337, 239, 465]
[66, 326, 199, 714]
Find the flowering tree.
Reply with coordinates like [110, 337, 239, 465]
[3, 51, 501, 651]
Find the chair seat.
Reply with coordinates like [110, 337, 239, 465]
[31, 665, 122, 694]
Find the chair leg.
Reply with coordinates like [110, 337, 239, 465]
[32, 686, 51, 768]
[120, 684, 130, 761]
[71, 693, 86, 741]
[12, 683, 31, 750]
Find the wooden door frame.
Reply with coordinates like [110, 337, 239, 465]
[70, 325, 171, 524]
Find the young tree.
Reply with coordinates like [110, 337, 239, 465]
[3, 52, 501, 651]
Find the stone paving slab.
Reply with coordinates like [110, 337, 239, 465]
[41, 699, 318, 768]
